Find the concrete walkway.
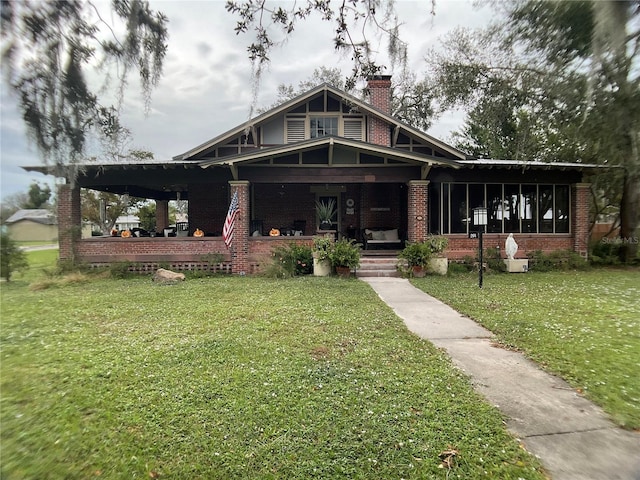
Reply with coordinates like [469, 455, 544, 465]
[362, 277, 640, 480]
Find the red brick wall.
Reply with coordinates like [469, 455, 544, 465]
[360, 184, 402, 230]
[77, 237, 229, 262]
[188, 183, 228, 235]
[445, 234, 573, 260]
[75, 236, 313, 275]
[253, 184, 316, 234]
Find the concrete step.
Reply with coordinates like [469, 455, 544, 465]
[356, 257, 404, 278]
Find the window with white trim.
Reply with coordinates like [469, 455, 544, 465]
[310, 117, 338, 138]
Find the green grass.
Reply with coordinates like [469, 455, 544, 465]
[1, 271, 544, 479]
[12, 249, 60, 283]
[412, 269, 640, 429]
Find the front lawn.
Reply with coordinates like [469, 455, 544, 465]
[412, 269, 640, 429]
[1, 273, 544, 479]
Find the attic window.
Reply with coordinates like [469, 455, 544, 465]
[343, 119, 363, 141]
[286, 118, 305, 143]
[310, 117, 338, 138]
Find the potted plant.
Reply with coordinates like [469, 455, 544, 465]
[328, 237, 361, 278]
[316, 198, 337, 230]
[426, 235, 449, 275]
[398, 241, 432, 277]
[398, 236, 449, 277]
[312, 234, 333, 276]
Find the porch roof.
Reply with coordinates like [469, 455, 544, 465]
[199, 135, 462, 169]
[457, 159, 605, 170]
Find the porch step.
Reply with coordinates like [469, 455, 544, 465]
[356, 256, 404, 278]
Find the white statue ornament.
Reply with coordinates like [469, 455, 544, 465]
[505, 233, 518, 260]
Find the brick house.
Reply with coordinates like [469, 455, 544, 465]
[26, 76, 596, 274]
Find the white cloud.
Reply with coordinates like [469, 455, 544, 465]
[0, 0, 491, 199]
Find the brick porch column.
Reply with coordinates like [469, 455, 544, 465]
[156, 200, 169, 231]
[229, 181, 250, 275]
[57, 183, 81, 262]
[407, 180, 429, 243]
[572, 183, 590, 258]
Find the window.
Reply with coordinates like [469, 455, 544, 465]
[286, 118, 305, 143]
[310, 117, 338, 138]
[431, 182, 570, 234]
[343, 119, 363, 140]
[555, 185, 570, 233]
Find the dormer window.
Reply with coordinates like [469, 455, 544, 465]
[310, 117, 338, 138]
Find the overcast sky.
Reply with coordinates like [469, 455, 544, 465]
[0, 0, 492, 201]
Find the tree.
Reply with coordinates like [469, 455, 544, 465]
[258, 67, 346, 113]
[23, 182, 52, 209]
[0, 232, 28, 281]
[135, 202, 156, 232]
[81, 189, 139, 234]
[0, 182, 53, 222]
[428, 1, 639, 261]
[225, 0, 431, 94]
[1, 0, 168, 182]
[260, 66, 436, 132]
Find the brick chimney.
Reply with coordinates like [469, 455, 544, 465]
[367, 75, 392, 146]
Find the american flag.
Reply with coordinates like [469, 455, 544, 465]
[222, 190, 239, 249]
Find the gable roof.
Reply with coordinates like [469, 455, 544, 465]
[6, 209, 56, 225]
[200, 135, 461, 169]
[174, 83, 468, 162]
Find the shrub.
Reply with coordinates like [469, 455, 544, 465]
[398, 242, 432, 267]
[312, 235, 333, 262]
[527, 250, 589, 271]
[268, 243, 313, 278]
[0, 232, 28, 281]
[484, 247, 506, 273]
[328, 238, 361, 269]
[590, 240, 622, 266]
[447, 261, 474, 275]
[109, 261, 134, 279]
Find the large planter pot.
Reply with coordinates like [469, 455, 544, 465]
[313, 257, 331, 276]
[412, 265, 426, 278]
[319, 221, 333, 230]
[335, 265, 352, 278]
[428, 257, 448, 276]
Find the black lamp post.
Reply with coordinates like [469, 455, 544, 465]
[473, 207, 488, 288]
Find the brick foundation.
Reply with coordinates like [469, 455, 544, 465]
[445, 234, 573, 260]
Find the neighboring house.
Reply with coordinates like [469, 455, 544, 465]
[115, 215, 141, 231]
[5, 209, 57, 242]
[24, 76, 598, 273]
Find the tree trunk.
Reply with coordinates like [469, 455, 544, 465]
[618, 170, 640, 262]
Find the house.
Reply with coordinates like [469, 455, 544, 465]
[115, 215, 141, 232]
[24, 76, 596, 274]
[4, 209, 57, 242]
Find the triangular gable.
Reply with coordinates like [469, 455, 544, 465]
[174, 83, 468, 162]
[200, 135, 461, 169]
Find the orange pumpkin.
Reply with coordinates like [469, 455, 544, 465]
[193, 228, 204, 237]
[121, 230, 131, 238]
[269, 228, 280, 236]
